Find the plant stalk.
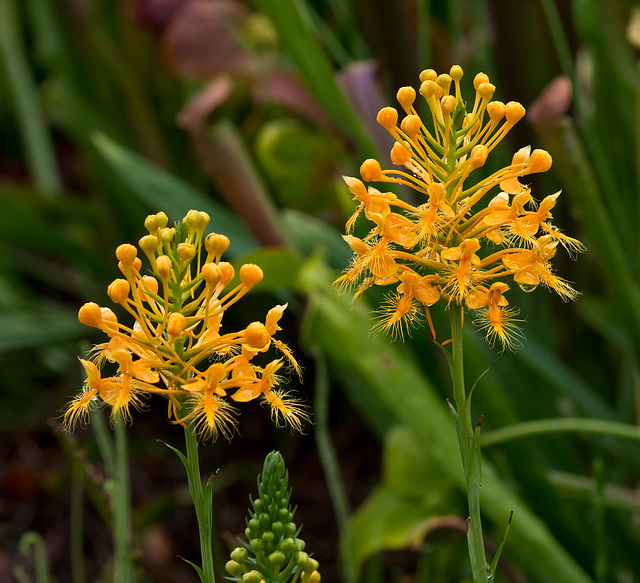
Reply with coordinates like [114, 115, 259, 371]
[449, 303, 489, 581]
[113, 419, 134, 583]
[184, 422, 216, 583]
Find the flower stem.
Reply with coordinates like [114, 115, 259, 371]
[113, 419, 134, 583]
[184, 422, 216, 583]
[449, 303, 489, 582]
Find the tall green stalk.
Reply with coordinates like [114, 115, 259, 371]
[183, 422, 216, 583]
[448, 303, 489, 582]
[113, 419, 134, 583]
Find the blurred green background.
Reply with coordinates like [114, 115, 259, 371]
[1, 0, 639, 582]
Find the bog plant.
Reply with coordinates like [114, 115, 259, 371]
[226, 451, 321, 583]
[64, 210, 310, 582]
[336, 65, 584, 581]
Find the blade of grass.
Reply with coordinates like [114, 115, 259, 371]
[0, 0, 62, 196]
[253, 0, 378, 159]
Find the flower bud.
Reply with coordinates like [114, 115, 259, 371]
[505, 101, 526, 124]
[205, 233, 230, 257]
[155, 212, 168, 229]
[268, 551, 286, 567]
[139, 234, 158, 256]
[487, 100, 505, 122]
[419, 68, 436, 83]
[177, 243, 196, 261]
[440, 95, 456, 115]
[245, 322, 270, 350]
[116, 244, 137, 266]
[158, 227, 175, 244]
[107, 279, 130, 304]
[390, 142, 412, 165]
[449, 64, 463, 81]
[197, 211, 210, 230]
[419, 79, 436, 100]
[477, 82, 495, 100]
[201, 262, 223, 287]
[396, 86, 416, 108]
[360, 159, 383, 182]
[376, 107, 398, 130]
[527, 149, 553, 173]
[231, 547, 249, 563]
[436, 73, 452, 93]
[400, 114, 421, 138]
[242, 571, 263, 583]
[167, 312, 186, 341]
[469, 145, 488, 168]
[218, 262, 235, 286]
[156, 255, 172, 280]
[184, 209, 201, 230]
[139, 275, 159, 301]
[225, 561, 244, 578]
[240, 264, 263, 288]
[473, 72, 490, 90]
[78, 302, 102, 327]
[144, 214, 158, 234]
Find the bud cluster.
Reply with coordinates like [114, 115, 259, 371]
[336, 65, 584, 349]
[65, 210, 308, 439]
[226, 451, 320, 583]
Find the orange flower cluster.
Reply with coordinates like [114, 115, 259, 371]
[65, 210, 306, 440]
[336, 65, 584, 348]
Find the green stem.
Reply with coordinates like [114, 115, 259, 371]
[184, 422, 216, 583]
[113, 419, 134, 583]
[313, 349, 356, 583]
[449, 303, 488, 582]
[481, 417, 640, 448]
[70, 459, 86, 583]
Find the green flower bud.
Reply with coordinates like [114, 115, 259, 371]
[296, 551, 309, 567]
[231, 547, 249, 563]
[262, 531, 275, 546]
[271, 521, 284, 537]
[280, 538, 294, 554]
[285, 522, 297, 537]
[226, 560, 244, 578]
[294, 538, 305, 552]
[242, 570, 264, 583]
[250, 538, 264, 553]
[268, 551, 286, 567]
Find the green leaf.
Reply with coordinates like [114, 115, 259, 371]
[91, 132, 258, 258]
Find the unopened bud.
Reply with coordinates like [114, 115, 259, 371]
[360, 159, 383, 182]
[487, 101, 505, 122]
[390, 142, 412, 165]
[167, 312, 186, 341]
[177, 243, 196, 261]
[184, 209, 201, 230]
[245, 322, 270, 350]
[139, 235, 158, 256]
[396, 86, 416, 108]
[376, 107, 398, 130]
[225, 561, 244, 578]
[240, 264, 263, 288]
[400, 114, 421, 138]
[201, 262, 223, 287]
[527, 149, 553, 173]
[218, 262, 235, 285]
[419, 68, 436, 83]
[205, 233, 230, 257]
[158, 227, 175, 244]
[440, 95, 456, 115]
[107, 279, 130, 304]
[477, 82, 495, 100]
[139, 275, 159, 301]
[116, 244, 137, 266]
[78, 302, 102, 327]
[473, 72, 490, 90]
[505, 101, 526, 124]
[449, 64, 463, 81]
[156, 255, 172, 280]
